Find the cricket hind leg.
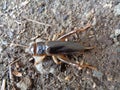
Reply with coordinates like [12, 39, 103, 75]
[52, 55, 61, 64]
[84, 46, 96, 51]
[57, 55, 96, 70]
[57, 23, 91, 41]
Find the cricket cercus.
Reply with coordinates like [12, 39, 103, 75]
[27, 23, 96, 72]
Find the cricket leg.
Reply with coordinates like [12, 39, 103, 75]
[77, 60, 97, 70]
[34, 55, 46, 65]
[33, 55, 47, 73]
[57, 23, 91, 41]
[52, 30, 65, 41]
[57, 55, 79, 68]
[52, 55, 61, 64]
[57, 55, 96, 70]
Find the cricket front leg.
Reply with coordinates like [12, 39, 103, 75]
[52, 30, 65, 41]
[34, 55, 46, 65]
[33, 55, 48, 73]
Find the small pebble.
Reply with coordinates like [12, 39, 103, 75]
[110, 29, 120, 46]
[115, 29, 120, 36]
[20, 1, 29, 7]
[117, 47, 120, 53]
[2, 1, 7, 10]
[107, 75, 113, 81]
[93, 70, 103, 80]
[63, 15, 69, 20]
[17, 76, 32, 90]
[0, 46, 3, 53]
[38, 7, 45, 13]
[114, 3, 120, 16]
[7, 31, 13, 38]
[1, 40, 7, 45]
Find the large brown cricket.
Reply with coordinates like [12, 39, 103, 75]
[27, 23, 96, 70]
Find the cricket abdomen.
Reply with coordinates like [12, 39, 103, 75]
[46, 41, 89, 54]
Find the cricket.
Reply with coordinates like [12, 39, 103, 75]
[28, 23, 96, 70]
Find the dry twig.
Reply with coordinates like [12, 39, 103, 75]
[23, 17, 52, 27]
[1, 79, 6, 90]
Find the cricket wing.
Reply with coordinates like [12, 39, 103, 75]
[47, 41, 90, 54]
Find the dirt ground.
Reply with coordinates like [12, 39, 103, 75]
[0, 0, 120, 90]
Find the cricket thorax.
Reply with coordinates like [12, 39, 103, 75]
[29, 42, 47, 56]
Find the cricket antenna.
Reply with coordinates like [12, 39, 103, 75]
[8, 43, 28, 48]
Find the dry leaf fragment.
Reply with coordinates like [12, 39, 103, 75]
[12, 70, 22, 77]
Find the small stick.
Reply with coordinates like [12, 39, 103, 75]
[8, 63, 13, 82]
[31, 33, 43, 40]
[8, 43, 28, 48]
[7, 58, 14, 89]
[23, 17, 51, 27]
[1, 79, 6, 90]
[9, 58, 22, 66]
